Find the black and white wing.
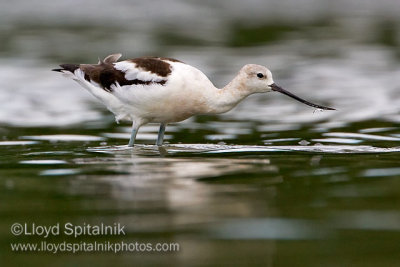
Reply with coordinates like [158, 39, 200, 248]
[53, 54, 182, 121]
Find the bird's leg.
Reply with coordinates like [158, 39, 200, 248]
[156, 123, 166, 146]
[128, 123, 139, 147]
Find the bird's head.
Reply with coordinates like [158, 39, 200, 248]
[240, 64, 335, 110]
[239, 64, 274, 93]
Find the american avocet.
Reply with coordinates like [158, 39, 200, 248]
[53, 54, 334, 146]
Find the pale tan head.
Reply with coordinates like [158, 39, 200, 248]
[239, 64, 275, 93]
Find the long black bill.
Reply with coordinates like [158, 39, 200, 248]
[270, 83, 335, 110]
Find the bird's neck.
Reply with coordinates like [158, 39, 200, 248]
[206, 74, 250, 114]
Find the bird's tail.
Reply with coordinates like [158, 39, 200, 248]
[52, 64, 80, 73]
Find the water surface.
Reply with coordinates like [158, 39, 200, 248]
[1, 0, 400, 266]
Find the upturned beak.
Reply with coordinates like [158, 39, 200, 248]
[270, 83, 335, 110]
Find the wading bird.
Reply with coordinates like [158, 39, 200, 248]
[53, 54, 334, 146]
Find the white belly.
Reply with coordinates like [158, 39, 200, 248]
[72, 60, 216, 124]
[111, 63, 214, 123]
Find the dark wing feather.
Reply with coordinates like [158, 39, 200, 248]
[52, 64, 80, 73]
[53, 56, 178, 91]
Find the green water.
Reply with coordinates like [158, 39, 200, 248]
[1, 119, 400, 266]
[2, 0, 400, 266]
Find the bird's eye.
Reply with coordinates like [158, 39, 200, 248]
[257, 73, 264, 78]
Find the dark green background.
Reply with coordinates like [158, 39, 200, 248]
[1, 0, 400, 266]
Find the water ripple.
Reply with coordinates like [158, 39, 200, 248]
[20, 160, 67, 165]
[20, 134, 105, 141]
[0, 141, 38, 146]
[201, 144, 400, 154]
[362, 168, 400, 178]
[209, 218, 326, 240]
[311, 138, 363, 144]
[323, 132, 400, 142]
[89, 144, 400, 155]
